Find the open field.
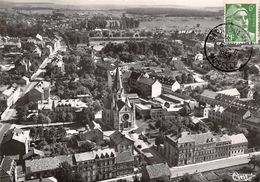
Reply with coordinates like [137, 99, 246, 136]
[126, 8, 223, 17]
[138, 16, 223, 33]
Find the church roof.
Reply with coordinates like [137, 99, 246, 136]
[116, 100, 126, 111]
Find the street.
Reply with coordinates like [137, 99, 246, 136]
[1, 49, 59, 122]
[170, 151, 260, 178]
[16, 122, 74, 129]
[100, 173, 141, 182]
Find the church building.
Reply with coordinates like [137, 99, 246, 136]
[102, 68, 135, 130]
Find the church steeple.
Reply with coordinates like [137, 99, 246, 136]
[112, 67, 124, 99]
[112, 67, 123, 92]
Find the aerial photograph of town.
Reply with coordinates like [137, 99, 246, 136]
[0, 0, 259, 181]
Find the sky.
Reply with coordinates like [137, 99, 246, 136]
[4, 0, 223, 7]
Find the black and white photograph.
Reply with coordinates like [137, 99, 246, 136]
[0, 0, 260, 181]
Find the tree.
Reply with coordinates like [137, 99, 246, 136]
[66, 113, 74, 123]
[180, 173, 198, 182]
[17, 105, 28, 123]
[160, 120, 172, 132]
[187, 75, 195, 83]
[81, 141, 95, 152]
[252, 171, 260, 182]
[55, 162, 74, 182]
[31, 114, 38, 123]
[92, 100, 102, 113]
[73, 171, 86, 182]
[248, 65, 260, 75]
[29, 127, 37, 139]
[181, 73, 188, 84]
[37, 113, 51, 125]
[59, 111, 66, 123]
[253, 90, 260, 103]
[79, 55, 96, 75]
[49, 127, 57, 143]
[57, 126, 67, 140]
[37, 127, 44, 140]
[38, 140, 48, 150]
[175, 75, 182, 83]
[179, 104, 191, 116]
[249, 155, 260, 171]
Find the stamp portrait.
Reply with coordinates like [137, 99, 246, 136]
[224, 1, 258, 43]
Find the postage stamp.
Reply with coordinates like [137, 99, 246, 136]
[224, 0, 258, 44]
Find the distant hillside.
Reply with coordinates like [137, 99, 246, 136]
[126, 8, 223, 17]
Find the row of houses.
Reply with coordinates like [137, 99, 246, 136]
[128, 71, 208, 99]
[163, 131, 248, 166]
[0, 149, 136, 182]
[208, 104, 260, 132]
[0, 126, 138, 182]
[25, 148, 136, 182]
[37, 98, 88, 113]
[1, 149, 171, 182]
[199, 89, 260, 132]
[0, 85, 21, 120]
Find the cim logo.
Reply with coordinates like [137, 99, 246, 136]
[232, 171, 256, 182]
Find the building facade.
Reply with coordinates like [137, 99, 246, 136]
[110, 130, 134, 154]
[163, 132, 248, 166]
[74, 149, 135, 182]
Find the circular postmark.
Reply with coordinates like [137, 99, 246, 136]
[204, 23, 253, 72]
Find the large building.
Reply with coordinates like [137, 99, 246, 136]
[0, 85, 20, 120]
[102, 68, 135, 130]
[149, 73, 180, 93]
[128, 71, 162, 98]
[163, 132, 248, 166]
[74, 149, 135, 182]
[137, 77, 162, 98]
[0, 85, 20, 109]
[110, 130, 134, 154]
[208, 105, 225, 123]
[28, 81, 50, 103]
[208, 105, 253, 128]
[25, 155, 74, 180]
[200, 90, 259, 112]
[217, 88, 241, 99]
[1, 128, 30, 158]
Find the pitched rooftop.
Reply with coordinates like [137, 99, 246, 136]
[0, 156, 14, 176]
[110, 130, 134, 145]
[229, 133, 248, 144]
[200, 90, 218, 99]
[217, 88, 240, 97]
[115, 151, 134, 164]
[145, 163, 171, 179]
[2, 128, 28, 144]
[177, 132, 214, 145]
[74, 148, 116, 163]
[25, 155, 73, 173]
